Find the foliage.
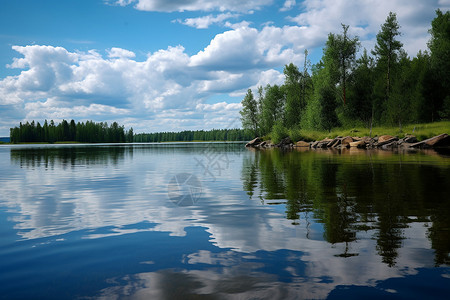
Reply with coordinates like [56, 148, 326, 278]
[283, 63, 303, 128]
[372, 12, 403, 101]
[134, 128, 253, 142]
[239, 10, 450, 138]
[240, 89, 260, 136]
[10, 120, 133, 143]
[270, 122, 289, 144]
[319, 84, 340, 131]
[261, 84, 285, 135]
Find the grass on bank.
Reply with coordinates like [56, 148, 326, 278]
[266, 120, 450, 144]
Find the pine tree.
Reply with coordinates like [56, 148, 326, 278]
[372, 12, 403, 101]
[240, 89, 260, 136]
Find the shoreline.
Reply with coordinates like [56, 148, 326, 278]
[246, 133, 450, 150]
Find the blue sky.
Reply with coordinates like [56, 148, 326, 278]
[0, 0, 449, 136]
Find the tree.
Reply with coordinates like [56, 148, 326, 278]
[321, 24, 359, 106]
[69, 119, 76, 141]
[240, 89, 260, 136]
[320, 85, 340, 131]
[261, 84, 285, 135]
[300, 49, 313, 109]
[257, 86, 264, 132]
[126, 127, 134, 143]
[347, 48, 375, 126]
[283, 63, 303, 128]
[336, 24, 359, 105]
[428, 9, 450, 120]
[372, 12, 403, 101]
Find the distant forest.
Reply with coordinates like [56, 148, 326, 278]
[10, 120, 134, 143]
[134, 129, 253, 142]
[9, 119, 252, 143]
[240, 10, 450, 141]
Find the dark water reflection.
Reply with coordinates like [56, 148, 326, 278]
[242, 148, 450, 267]
[0, 144, 449, 299]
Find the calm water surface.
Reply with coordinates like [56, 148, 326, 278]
[0, 143, 449, 299]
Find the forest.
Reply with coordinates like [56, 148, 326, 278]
[134, 128, 253, 142]
[9, 119, 252, 143]
[240, 10, 450, 142]
[9, 120, 134, 143]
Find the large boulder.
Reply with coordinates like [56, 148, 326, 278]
[378, 135, 395, 143]
[403, 135, 418, 143]
[277, 137, 294, 148]
[295, 141, 310, 147]
[409, 133, 450, 148]
[349, 140, 366, 148]
[245, 137, 262, 147]
[341, 136, 354, 147]
[424, 133, 450, 147]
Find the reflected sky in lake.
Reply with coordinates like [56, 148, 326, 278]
[0, 143, 449, 299]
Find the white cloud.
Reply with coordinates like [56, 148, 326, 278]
[190, 25, 305, 71]
[0, 25, 306, 135]
[196, 101, 241, 112]
[175, 13, 240, 29]
[280, 0, 296, 12]
[111, 0, 274, 12]
[288, 0, 444, 56]
[107, 47, 136, 59]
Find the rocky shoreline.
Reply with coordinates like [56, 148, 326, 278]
[246, 133, 450, 150]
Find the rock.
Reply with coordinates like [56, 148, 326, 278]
[277, 137, 294, 148]
[341, 136, 354, 147]
[327, 137, 341, 148]
[245, 137, 262, 147]
[424, 133, 450, 147]
[409, 133, 450, 148]
[378, 135, 395, 143]
[403, 135, 418, 143]
[400, 142, 414, 149]
[317, 138, 333, 148]
[376, 137, 398, 148]
[381, 141, 398, 150]
[295, 141, 310, 147]
[349, 140, 366, 148]
[352, 136, 362, 141]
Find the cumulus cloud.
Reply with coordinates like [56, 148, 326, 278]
[190, 25, 305, 71]
[175, 13, 240, 29]
[107, 47, 136, 58]
[280, 0, 296, 12]
[111, 0, 274, 12]
[0, 24, 307, 134]
[288, 0, 444, 56]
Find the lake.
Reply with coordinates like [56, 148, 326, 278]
[0, 143, 449, 299]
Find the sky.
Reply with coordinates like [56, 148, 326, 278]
[0, 0, 449, 136]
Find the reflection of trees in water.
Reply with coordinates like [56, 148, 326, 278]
[10, 146, 132, 168]
[241, 149, 450, 266]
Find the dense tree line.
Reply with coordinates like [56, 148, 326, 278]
[240, 10, 450, 139]
[134, 128, 253, 142]
[10, 119, 134, 143]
